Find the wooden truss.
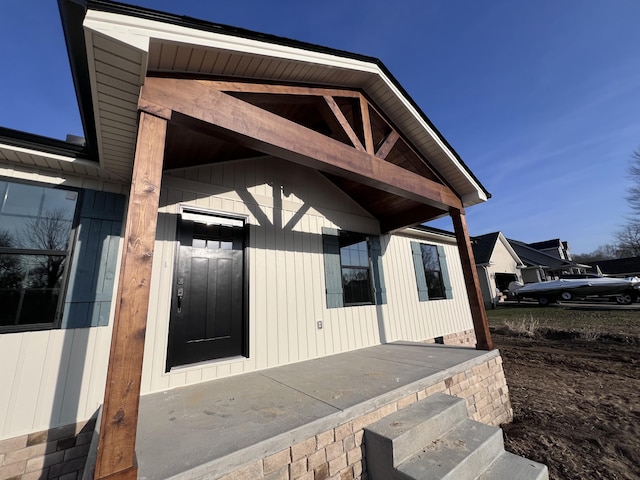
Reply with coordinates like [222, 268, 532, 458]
[94, 78, 492, 480]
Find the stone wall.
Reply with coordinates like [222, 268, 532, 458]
[0, 418, 95, 480]
[422, 328, 478, 347]
[218, 352, 512, 480]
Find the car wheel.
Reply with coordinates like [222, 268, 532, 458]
[560, 291, 573, 301]
[616, 293, 633, 305]
[538, 296, 550, 306]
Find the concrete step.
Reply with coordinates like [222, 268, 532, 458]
[364, 393, 548, 480]
[397, 418, 504, 480]
[478, 451, 549, 480]
[364, 393, 468, 479]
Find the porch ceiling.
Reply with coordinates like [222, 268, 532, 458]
[62, 1, 489, 208]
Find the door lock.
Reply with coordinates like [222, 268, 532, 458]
[177, 287, 184, 313]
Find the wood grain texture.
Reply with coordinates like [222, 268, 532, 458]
[359, 94, 375, 154]
[94, 113, 167, 480]
[450, 208, 494, 351]
[322, 95, 365, 151]
[140, 77, 462, 212]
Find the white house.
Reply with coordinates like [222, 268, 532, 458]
[0, 2, 542, 479]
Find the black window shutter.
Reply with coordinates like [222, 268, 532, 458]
[321, 227, 344, 309]
[368, 235, 387, 305]
[410, 241, 430, 302]
[61, 189, 126, 328]
[437, 245, 453, 299]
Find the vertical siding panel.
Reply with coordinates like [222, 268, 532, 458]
[275, 204, 289, 365]
[264, 206, 279, 367]
[301, 215, 318, 359]
[293, 223, 309, 360]
[77, 329, 99, 420]
[58, 329, 91, 426]
[284, 213, 299, 363]
[32, 331, 60, 430]
[8, 334, 49, 434]
[309, 215, 327, 357]
[0, 335, 24, 437]
[253, 203, 268, 370]
[49, 330, 74, 426]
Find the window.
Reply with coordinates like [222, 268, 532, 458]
[410, 241, 453, 301]
[321, 227, 386, 309]
[339, 231, 373, 305]
[420, 244, 445, 299]
[0, 180, 78, 330]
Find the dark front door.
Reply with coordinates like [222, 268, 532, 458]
[167, 212, 246, 370]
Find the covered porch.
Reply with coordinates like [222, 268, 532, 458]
[125, 342, 509, 480]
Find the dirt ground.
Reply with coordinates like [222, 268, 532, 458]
[493, 328, 640, 479]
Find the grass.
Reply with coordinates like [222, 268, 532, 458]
[487, 303, 640, 336]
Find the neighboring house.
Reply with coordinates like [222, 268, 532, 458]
[528, 238, 573, 261]
[586, 257, 640, 278]
[507, 239, 588, 283]
[0, 1, 526, 479]
[472, 232, 524, 307]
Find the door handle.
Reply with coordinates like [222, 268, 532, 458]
[177, 287, 184, 313]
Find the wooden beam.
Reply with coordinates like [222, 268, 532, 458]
[450, 207, 494, 351]
[140, 77, 462, 211]
[359, 94, 375, 154]
[94, 112, 167, 480]
[375, 130, 399, 160]
[191, 80, 361, 98]
[322, 95, 365, 152]
[379, 204, 446, 233]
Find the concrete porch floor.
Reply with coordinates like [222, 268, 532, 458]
[136, 342, 496, 480]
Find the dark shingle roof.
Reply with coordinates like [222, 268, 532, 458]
[508, 239, 572, 269]
[587, 257, 640, 276]
[528, 239, 562, 250]
[471, 232, 500, 265]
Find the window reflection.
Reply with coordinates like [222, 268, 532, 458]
[0, 180, 78, 329]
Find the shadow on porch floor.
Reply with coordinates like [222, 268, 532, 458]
[136, 342, 494, 480]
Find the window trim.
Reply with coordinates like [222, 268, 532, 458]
[0, 177, 81, 333]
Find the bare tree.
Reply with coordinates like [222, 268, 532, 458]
[625, 149, 640, 221]
[573, 244, 620, 263]
[0, 230, 23, 288]
[615, 224, 640, 258]
[616, 149, 640, 256]
[22, 208, 72, 289]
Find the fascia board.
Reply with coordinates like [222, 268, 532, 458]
[82, 9, 486, 202]
[497, 232, 526, 267]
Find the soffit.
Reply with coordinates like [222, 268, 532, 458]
[0, 142, 123, 181]
[81, 8, 488, 206]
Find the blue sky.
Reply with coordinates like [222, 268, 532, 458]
[1, 1, 639, 254]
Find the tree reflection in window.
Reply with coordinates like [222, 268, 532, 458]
[0, 180, 78, 329]
[339, 231, 373, 305]
[420, 244, 445, 299]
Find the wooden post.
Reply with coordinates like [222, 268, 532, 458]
[450, 207, 494, 351]
[94, 112, 167, 480]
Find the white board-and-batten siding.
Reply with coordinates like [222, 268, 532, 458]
[141, 157, 474, 395]
[0, 161, 127, 441]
